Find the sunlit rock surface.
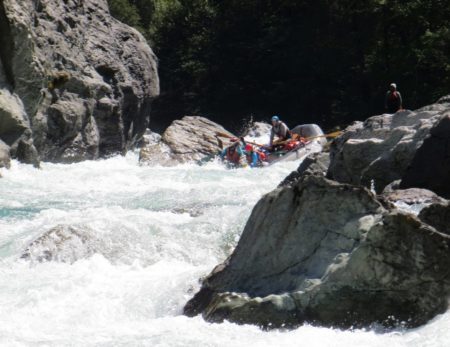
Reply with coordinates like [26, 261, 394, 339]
[327, 101, 449, 192]
[140, 116, 234, 165]
[185, 175, 450, 329]
[0, 0, 159, 164]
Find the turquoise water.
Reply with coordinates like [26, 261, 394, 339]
[0, 153, 449, 346]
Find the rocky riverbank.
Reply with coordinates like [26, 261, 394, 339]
[184, 96, 450, 329]
[0, 0, 159, 166]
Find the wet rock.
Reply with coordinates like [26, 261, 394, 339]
[328, 106, 446, 192]
[185, 175, 450, 329]
[1, 0, 159, 163]
[21, 225, 97, 263]
[140, 116, 234, 165]
[13, 137, 40, 167]
[139, 129, 161, 148]
[139, 140, 178, 166]
[243, 121, 271, 138]
[0, 139, 11, 169]
[400, 113, 450, 199]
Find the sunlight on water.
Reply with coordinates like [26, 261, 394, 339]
[0, 152, 449, 346]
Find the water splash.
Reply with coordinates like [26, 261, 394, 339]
[0, 153, 448, 346]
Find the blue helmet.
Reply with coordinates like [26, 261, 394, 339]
[271, 115, 280, 122]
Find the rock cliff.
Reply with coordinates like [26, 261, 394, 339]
[0, 0, 159, 164]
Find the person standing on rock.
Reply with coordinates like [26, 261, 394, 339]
[269, 115, 291, 149]
[385, 83, 403, 113]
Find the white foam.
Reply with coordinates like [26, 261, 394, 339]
[1, 153, 448, 346]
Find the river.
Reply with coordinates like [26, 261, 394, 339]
[0, 153, 448, 346]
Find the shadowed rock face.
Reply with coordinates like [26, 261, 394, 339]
[0, 0, 159, 164]
[184, 175, 450, 329]
[418, 202, 450, 235]
[400, 113, 450, 199]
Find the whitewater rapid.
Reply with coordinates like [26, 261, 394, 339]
[0, 153, 449, 346]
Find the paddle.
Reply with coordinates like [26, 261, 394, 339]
[273, 130, 343, 146]
[216, 129, 343, 151]
[215, 131, 264, 147]
[305, 130, 342, 141]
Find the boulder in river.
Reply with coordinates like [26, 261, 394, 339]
[21, 225, 97, 264]
[140, 116, 235, 165]
[184, 175, 450, 329]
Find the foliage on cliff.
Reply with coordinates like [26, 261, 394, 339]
[108, 0, 450, 130]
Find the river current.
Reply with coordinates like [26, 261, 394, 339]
[0, 152, 449, 346]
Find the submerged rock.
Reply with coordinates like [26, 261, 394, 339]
[185, 175, 450, 329]
[21, 225, 97, 263]
[140, 116, 234, 165]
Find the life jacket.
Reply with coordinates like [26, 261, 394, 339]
[226, 146, 241, 164]
[389, 91, 400, 101]
[283, 140, 301, 151]
[256, 150, 266, 161]
[246, 150, 267, 167]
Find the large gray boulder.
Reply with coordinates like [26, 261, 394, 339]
[140, 116, 234, 165]
[184, 175, 450, 329]
[399, 113, 450, 199]
[327, 105, 447, 192]
[0, 0, 159, 164]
